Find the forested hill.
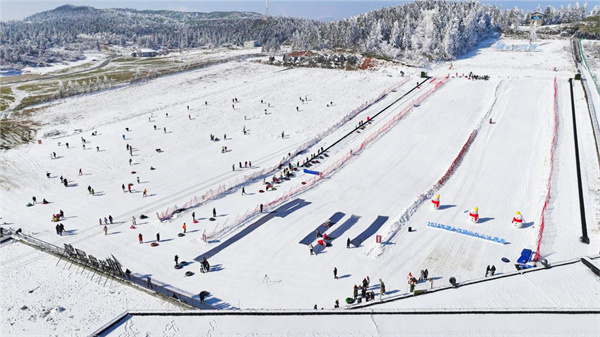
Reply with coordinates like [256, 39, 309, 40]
[0, 1, 596, 69]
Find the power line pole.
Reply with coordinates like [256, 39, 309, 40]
[265, 0, 269, 17]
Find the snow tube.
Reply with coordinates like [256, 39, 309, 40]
[140, 214, 148, 219]
[26, 203, 33, 207]
[131, 171, 136, 174]
[259, 190, 264, 193]
[185, 271, 194, 277]
[301, 182, 307, 185]
[174, 264, 183, 269]
[345, 297, 355, 304]
[501, 257, 510, 263]
[178, 233, 185, 237]
[150, 242, 159, 247]
[209, 217, 216, 221]
[193, 220, 198, 224]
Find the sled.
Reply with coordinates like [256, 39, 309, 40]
[501, 257, 510, 263]
[174, 264, 183, 269]
[185, 271, 194, 277]
[193, 220, 198, 224]
[178, 233, 185, 237]
[209, 217, 216, 221]
[150, 242, 159, 247]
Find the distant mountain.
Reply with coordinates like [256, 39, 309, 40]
[0, 1, 597, 70]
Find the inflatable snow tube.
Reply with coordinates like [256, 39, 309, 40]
[174, 264, 183, 269]
[178, 233, 185, 237]
[345, 297, 355, 304]
[150, 242, 159, 247]
[185, 271, 194, 277]
[209, 217, 216, 221]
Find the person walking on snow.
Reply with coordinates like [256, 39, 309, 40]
[79, 169, 82, 176]
[137, 176, 140, 184]
[143, 189, 147, 197]
[99, 218, 103, 226]
[138, 233, 143, 244]
[309, 244, 314, 255]
[156, 233, 160, 242]
[212, 208, 216, 218]
[109, 215, 113, 224]
[334, 267, 338, 279]
[182, 223, 187, 233]
[174, 255, 179, 266]
[241, 187, 246, 196]
[104, 225, 108, 235]
[132, 216, 136, 226]
[347, 237, 351, 248]
[192, 212, 196, 221]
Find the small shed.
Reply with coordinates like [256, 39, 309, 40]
[244, 40, 260, 49]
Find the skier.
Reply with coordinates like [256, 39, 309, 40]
[164, 127, 166, 133]
[334, 267, 338, 279]
[104, 225, 108, 235]
[490, 265, 496, 276]
[212, 208, 216, 218]
[122, 134, 126, 140]
[174, 255, 179, 266]
[281, 131, 285, 138]
[182, 223, 187, 233]
[486, 265, 491, 277]
[469, 207, 479, 223]
[138, 233, 143, 244]
[239, 162, 242, 169]
[66, 142, 69, 148]
[380, 279, 386, 296]
[512, 211, 523, 228]
[129, 158, 132, 165]
[431, 194, 440, 209]
[232, 164, 235, 171]
[128, 185, 132, 193]
[96, 146, 99, 152]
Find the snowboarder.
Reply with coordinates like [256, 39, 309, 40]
[138, 233, 143, 244]
[174, 255, 179, 265]
[156, 233, 160, 242]
[104, 225, 108, 235]
[334, 267, 338, 279]
[512, 211, 523, 228]
[182, 223, 187, 233]
[431, 194, 440, 209]
[347, 237, 351, 248]
[469, 207, 479, 223]
[309, 244, 314, 255]
[212, 208, 216, 218]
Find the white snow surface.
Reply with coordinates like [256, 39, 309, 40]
[1, 38, 600, 336]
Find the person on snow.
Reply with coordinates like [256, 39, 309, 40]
[192, 212, 196, 222]
[309, 244, 314, 255]
[353, 285, 358, 299]
[334, 267, 338, 279]
[60, 210, 64, 218]
[104, 217, 108, 225]
[241, 187, 246, 196]
[260, 204, 263, 213]
[489, 118, 493, 124]
[485, 265, 491, 277]
[212, 208, 216, 218]
[109, 215, 113, 224]
[104, 225, 108, 235]
[137, 176, 140, 184]
[132, 216, 136, 226]
[174, 255, 179, 266]
[469, 207, 479, 223]
[334, 300, 339, 308]
[156, 233, 160, 242]
[128, 185, 132, 193]
[138, 233, 143, 244]
[182, 223, 187, 233]
[55, 224, 60, 235]
[347, 237, 351, 248]
[143, 189, 147, 197]
[99, 218, 103, 226]
[42, 198, 48, 204]
[59, 223, 64, 235]
[122, 184, 125, 192]
[490, 265, 496, 276]
[79, 169, 83, 176]
[431, 194, 440, 209]
[380, 279, 386, 296]
[512, 211, 523, 228]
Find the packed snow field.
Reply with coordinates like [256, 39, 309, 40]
[2, 38, 599, 335]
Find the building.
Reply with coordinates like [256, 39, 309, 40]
[130, 48, 158, 57]
[244, 40, 260, 49]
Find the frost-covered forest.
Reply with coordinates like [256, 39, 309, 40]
[0, 1, 597, 69]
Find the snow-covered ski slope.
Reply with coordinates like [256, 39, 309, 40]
[1, 38, 599, 330]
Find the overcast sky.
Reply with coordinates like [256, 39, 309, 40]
[0, 1, 590, 22]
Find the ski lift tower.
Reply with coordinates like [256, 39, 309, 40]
[530, 12, 544, 42]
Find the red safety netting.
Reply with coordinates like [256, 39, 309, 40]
[533, 77, 559, 262]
